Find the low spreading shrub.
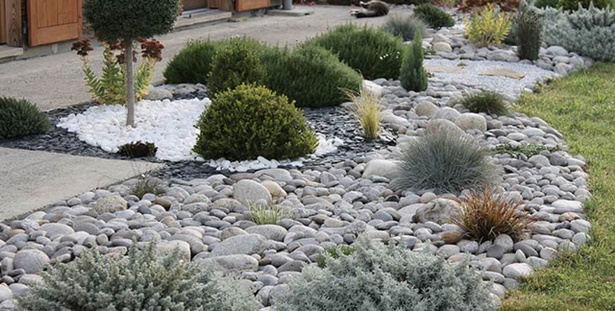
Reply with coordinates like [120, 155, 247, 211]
[459, 0, 520, 12]
[304, 24, 405, 80]
[517, 9, 542, 60]
[413, 4, 456, 28]
[0, 97, 50, 140]
[458, 89, 510, 115]
[248, 202, 294, 225]
[193, 84, 318, 161]
[262, 45, 362, 108]
[541, 4, 615, 61]
[342, 87, 383, 140]
[391, 131, 496, 194]
[117, 141, 157, 158]
[382, 14, 429, 41]
[16, 243, 259, 310]
[400, 33, 429, 92]
[163, 40, 223, 85]
[316, 245, 355, 268]
[453, 187, 533, 242]
[207, 37, 267, 95]
[274, 235, 497, 311]
[464, 3, 514, 47]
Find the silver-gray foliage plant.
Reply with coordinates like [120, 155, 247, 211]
[17, 243, 259, 311]
[273, 235, 498, 311]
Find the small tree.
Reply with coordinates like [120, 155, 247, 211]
[400, 32, 428, 92]
[83, 0, 179, 127]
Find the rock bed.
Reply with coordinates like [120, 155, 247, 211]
[0, 28, 595, 310]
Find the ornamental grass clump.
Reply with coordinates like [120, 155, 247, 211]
[464, 3, 514, 47]
[248, 202, 294, 225]
[391, 131, 496, 194]
[274, 235, 497, 311]
[16, 242, 259, 311]
[163, 40, 224, 85]
[193, 84, 318, 161]
[304, 24, 405, 80]
[262, 45, 362, 108]
[400, 32, 429, 92]
[382, 14, 429, 41]
[0, 97, 50, 140]
[342, 87, 383, 140]
[458, 89, 510, 115]
[453, 187, 534, 242]
[413, 3, 456, 28]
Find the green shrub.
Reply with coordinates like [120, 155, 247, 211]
[274, 235, 497, 311]
[391, 131, 496, 194]
[464, 3, 514, 47]
[16, 243, 259, 311]
[458, 90, 510, 115]
[557, 0, 612, 11]
[400, 33, 429, 92]
[207, 37, 268, 96]
[193, 84, 318, 161]
[453, 187, 534, 242]
[248, 202, 294, 225]
[382, 14, 429, 41]
[305, 24, 405, 80]
[164, 40, 223, 85]
[541, 4, 615, 61]
[0, 97, 50, 140]
[535, 0, 559, 8]
[130, 175, 167, 199]
[316, 245, 355, 268]
[262, 45, 362, 108]
[413, 4, 456, 28]
[117, 141, 157, 158]
[517, 9, 542, 60]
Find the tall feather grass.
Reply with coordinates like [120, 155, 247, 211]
[342, 87, 383, 140]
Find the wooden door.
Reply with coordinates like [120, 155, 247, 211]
[27, 0, 82, 46]
[182, 0, 208, 10]
[0, 0, 5, 44]
[1, 0, 22, 46]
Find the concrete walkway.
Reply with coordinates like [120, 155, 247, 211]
[0, 5, 396, 221]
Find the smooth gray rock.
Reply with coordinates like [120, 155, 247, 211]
[13, 249, 49, 274]
[234, 180, 272, 206]
[197, 254, 259, 271]
[211, 234, 269, 256]
[502, 263, 533, 279]
[245, 225, 288, 242]
[93, 195, 127, 214]
[40, 223, 75, 238]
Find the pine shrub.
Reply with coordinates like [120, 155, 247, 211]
[413, 4, 456, 28]
[517, 9, 542, 60]
[453, 187, 533, 242]
[464, 3, 514, 47]
[541, 4, 615, 61]
[274, 235, 497, 311]
[382, 14, 429, 41]
[16, 243, 259, 311]
[391, 131, 496, 194]
[304, 24, 405, 80]
[0, 97, 50, 140]
[193, 84, 318, 161]
[400, 33, 429, 92]
[262, 45, 362, 108]
[163, 40, 224, 85]
[207, 37, 268, 96]
[458, 90, 510, 115]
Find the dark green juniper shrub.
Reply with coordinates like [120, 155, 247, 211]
[458, 90, 510, 115]
[163, 40, 224, 85]
[413, 4, 456, 29]
[207, 37, 268, 96]
[262, 44, 362, 108]
[304, 24, 405, 80]
[117, 141, 157, 158]
[193, 84, 318, 161]
[382, 14, 429, 42]
[16, 242, 259, 311]
[400, 32, 429, 92]
[517, 9, 542, 61]
[391, 131, 497, 194]
[0, 97, 50, 140]
[274, 235, 497, 311]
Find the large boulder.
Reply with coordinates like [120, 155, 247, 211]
[14, 249, 49, 274]
[234, 180, 272, 205]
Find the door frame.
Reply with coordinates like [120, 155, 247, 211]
[1, 0, 22, 46]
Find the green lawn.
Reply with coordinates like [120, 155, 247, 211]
[500, 63, 615, 311]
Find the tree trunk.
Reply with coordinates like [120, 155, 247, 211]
[124, 39, 135, 127]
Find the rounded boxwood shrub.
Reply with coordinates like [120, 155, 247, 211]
[207, 37, 268, 96]
[0, 97, 50, 140]
[193, 84, 318, 161]
[413, 4, 456, 29]
[262, 45, 362, 108]
[382, 14, 429, 42]
[391, 131, 497, 194]
[163, 40, 224, 85]
[16, 243, 259, 311]
[274, 235, 497, 311]
[304, 24, 405, 80]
